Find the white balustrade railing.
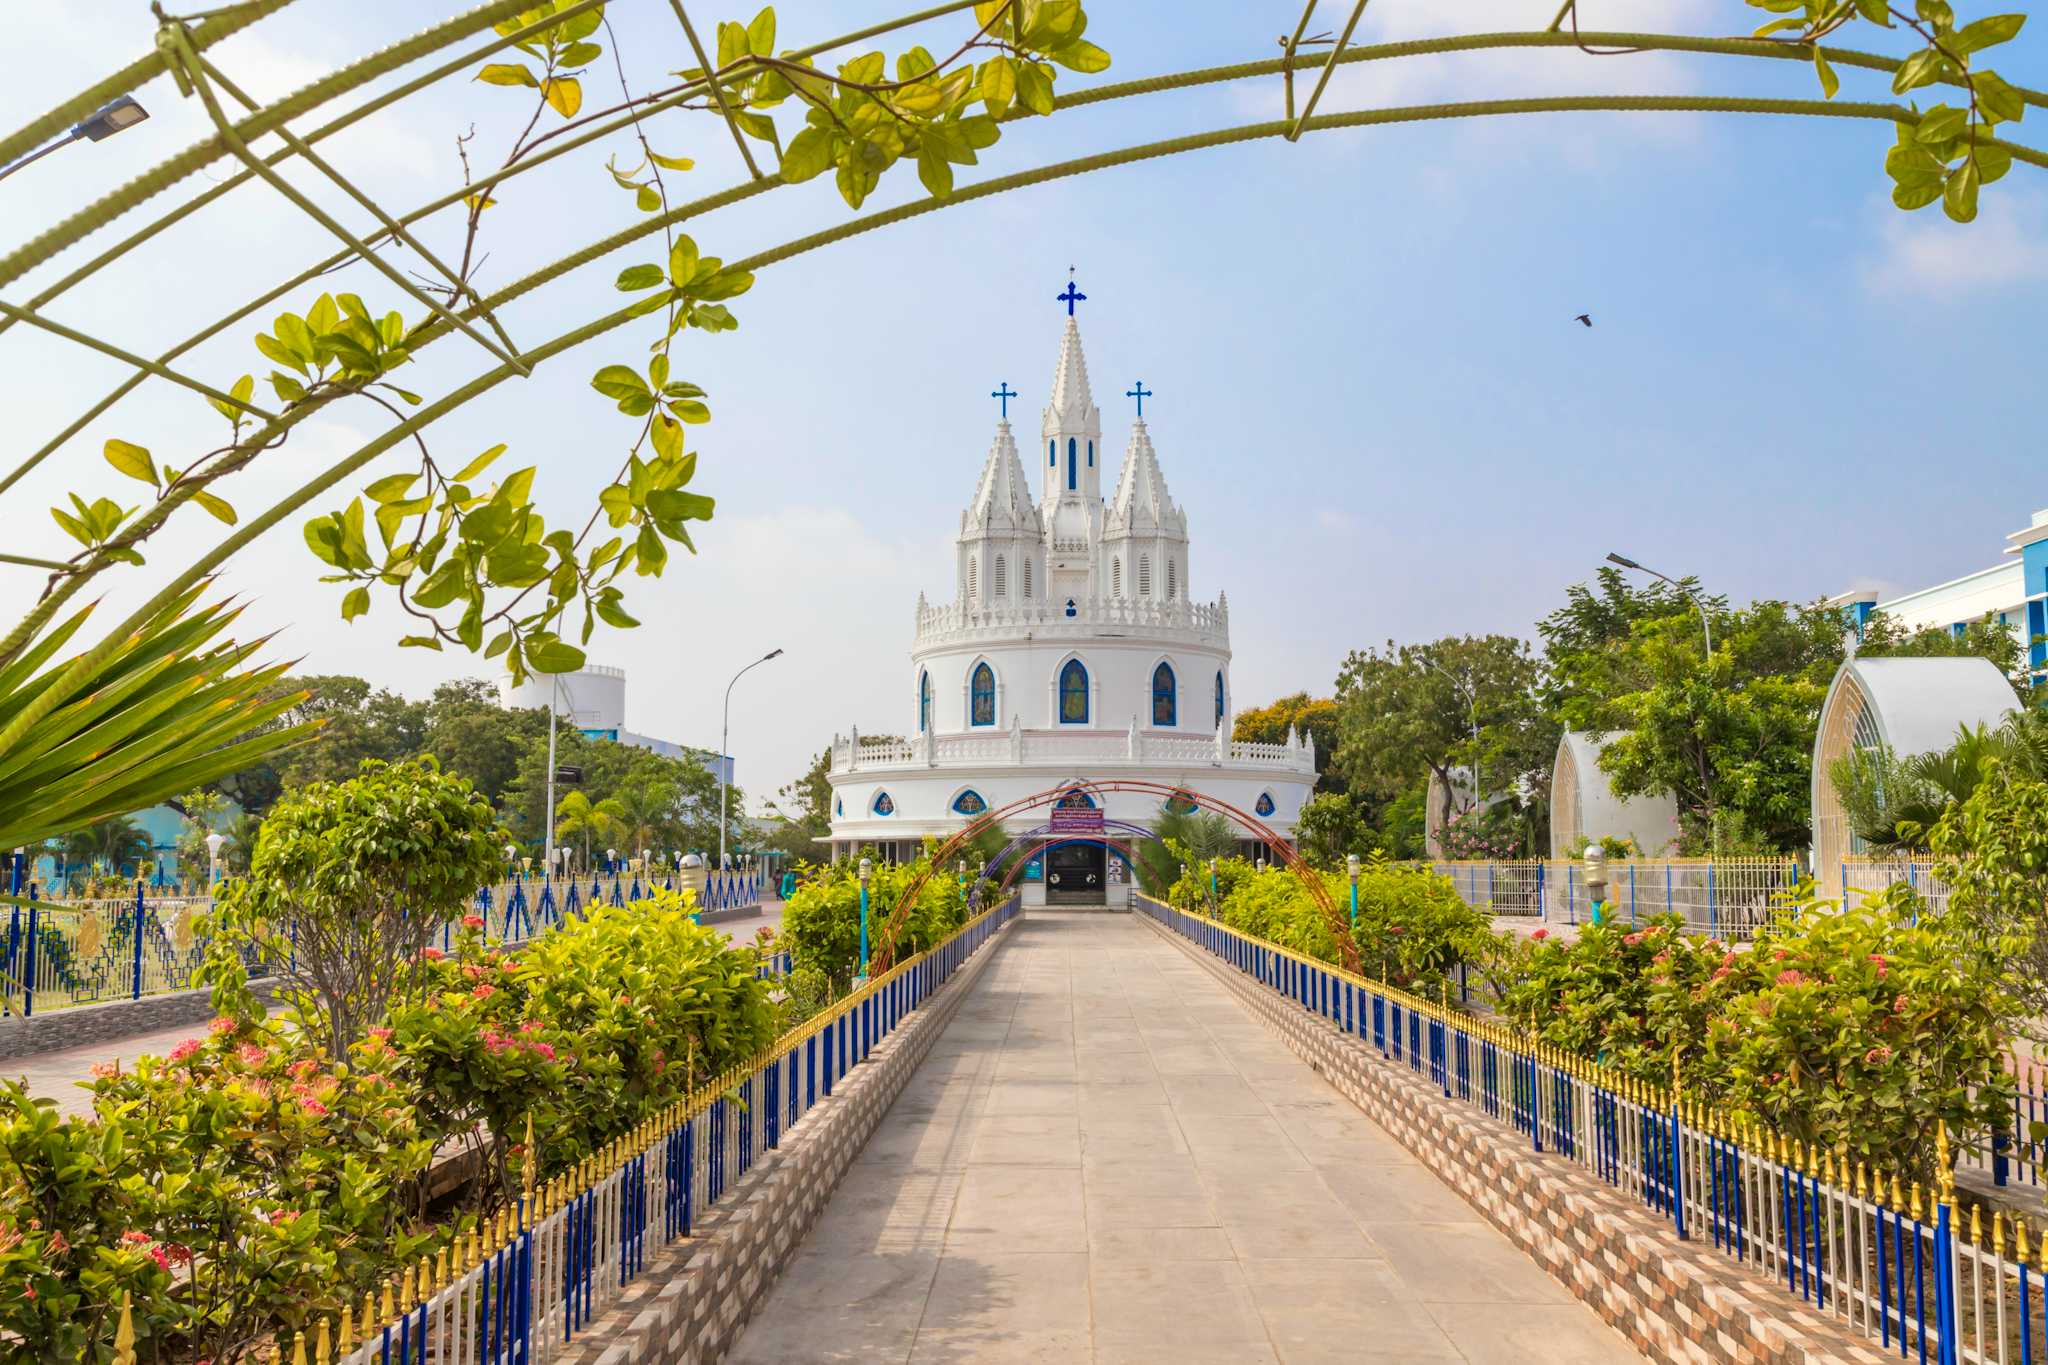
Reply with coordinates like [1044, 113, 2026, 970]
[829, 726, 1314, 775]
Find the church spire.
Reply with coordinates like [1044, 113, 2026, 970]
[961, 419, 1041, 536]
[1040, 274, 1101, 515]
[1107, 417, 1183, 536]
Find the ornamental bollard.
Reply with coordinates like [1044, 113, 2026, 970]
[1584, 848, 1609, 927]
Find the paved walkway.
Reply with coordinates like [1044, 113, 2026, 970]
[730, 911, 1643, 1365]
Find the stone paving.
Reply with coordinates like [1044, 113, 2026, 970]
[729, 911, 1644, 1365]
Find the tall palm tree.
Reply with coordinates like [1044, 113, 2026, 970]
[554, 790, 625, 875]
[59, 815, 154, 884]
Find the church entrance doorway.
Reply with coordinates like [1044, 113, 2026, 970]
[1045, 842, 1106, 906]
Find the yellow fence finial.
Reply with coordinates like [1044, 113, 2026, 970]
[1936, 1119, 1957, 1210]
[113, 1291, 136, 1365]
[292, 1327, 309, 1365]
[523, 1110, 538, 1210]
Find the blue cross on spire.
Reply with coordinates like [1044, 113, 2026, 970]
[1126, 380, 1153, 418]
[1057, 268, 1086, 317]
[991, 381, 1017, 419]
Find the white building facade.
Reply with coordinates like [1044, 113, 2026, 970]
[1831, 506, 2048, 678]
[823, 308, 1316, 905]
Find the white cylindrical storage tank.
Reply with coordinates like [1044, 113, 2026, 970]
[501, 664, 628, 730]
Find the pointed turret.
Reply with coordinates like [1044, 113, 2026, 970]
[1102, 416, 1189, 602]
[1039, 315, 1103, 513]
[957, 420, 1043, 606]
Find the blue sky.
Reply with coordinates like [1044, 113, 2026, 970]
[7, 1, 2046, 805]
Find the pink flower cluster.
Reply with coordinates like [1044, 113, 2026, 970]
[1530, 928, 1549, 941]
[1776, 969, 1806, 987]
[462, 914, 485, 929]
[481, 1026, 559, 1062]
[1869, 954, 1889, 979]
[208, 1016, 237, 1036]
[167, 1038, 203, 1064]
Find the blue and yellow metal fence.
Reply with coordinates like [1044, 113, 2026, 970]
[1140, 893, 2048, 1365]
[4, 869, 771, 1017]
[297, 892, 1019, 1365]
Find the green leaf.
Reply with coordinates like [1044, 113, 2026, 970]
[647, 489, 715, 521]
[191, 490, 237, 526]
[1814, 49, 1839, 100]
[340, 499, 373, 569]
[410, 561, 465, 609]
[592, 365, 653, 412]
[917, 146, 954, 198]
[104, 439, 157, 489]
[399, 634, 444, 651]
[1046, 39, 1111, 74]
[543, 75, 582, 118]
[1015, 60, 1056, 116]
[649, 150, 696, 171]
[1953, 13, 2025, 53]
[269, 370, 307, 402]
[1943, 160, 1980, 222]
[616, 263, 666, 291]
[650, 414, 684, 461]
[1892, 48, 1945, 94]
[668, 236, 700, 285]
[1892, 175, 1945, 210]
[748, 6, 776, 57]
[454, 443, 509, 482]
[495, 466, 538, 509]
[50, 506, 91, 547]
[598, 484, 633, 527]
[1916, 104, 1968, 144]
[980, 55, 1016, 114]
[476, 62, 539, 87]
[560, 41, 604, 68]
[1973, 69, 2026, 124]
[595, 596, 641, 629]
[340, 586, 371, 621]
[528, 639, 587, 673]
[635, 183, 662, 212]
[208, 373, 257, 423]
[1976, 141, 2014, 183]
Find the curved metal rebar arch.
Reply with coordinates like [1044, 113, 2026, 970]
[870, 778, 1344, 973]
[8, 7, 2048, 749]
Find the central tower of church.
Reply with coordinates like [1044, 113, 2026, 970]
[824, 280, 1314, 902]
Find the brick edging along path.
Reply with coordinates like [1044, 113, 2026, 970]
[554, 914, 1019, 1365]
[1138, 912, 1893, 1365]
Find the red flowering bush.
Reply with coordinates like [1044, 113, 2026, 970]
[1503, 916, 1721, 1077]
[0, 1014, 436, 1362]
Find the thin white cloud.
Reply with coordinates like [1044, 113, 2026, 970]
[1860, 191, 2048, 298]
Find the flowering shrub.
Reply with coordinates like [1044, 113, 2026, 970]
[1502, 916, 1720, 1080]
[0, 1014, 436, 1362]
[388, 891, 774, 1203]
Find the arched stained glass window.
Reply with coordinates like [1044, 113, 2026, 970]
[993, 555, 1007, 598]
[919, 671, 931, 733]
[1162, 789, 1198, 815]
[1255, 791, 1277, 818]
[1215, 671, 1226, 727]
[1059, 659, 1089, 724]
[872, 791, 895, 816]
[951, 789, 988, 815]
[1049, 438, 1056, 467]
[1151, 662, 1177, 727]
[1067, 437, 1077, 491]
[970, 662, 996, 727]
[1054, 787, 1096, 809]
[835, 796, 843, 816]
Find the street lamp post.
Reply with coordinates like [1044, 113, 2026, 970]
[1606, 552, 1713, 657]
[719, 649, 784, 870]
[1347, 852, 1360, 928]
[0, 96, 150, 182]
[1425, 660, 1482, 811]
[857, 856, 873, 979]
[204, 831, 224, 888]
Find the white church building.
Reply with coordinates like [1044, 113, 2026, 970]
[822, 298, 1316, 905]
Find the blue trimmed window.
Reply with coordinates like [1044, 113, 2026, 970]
[1151, 662, 1177, 727]
[1255, 791, 1276, 818]
[835, 796, 843, 817]
[918, 671, 931, 733]
[1049, 438, 1055, 467]
[1214, 671, 1226, 727]
[1067, 437, 1077, 490]
[1054, 787, 1096, 809]
[872, 791, 895, 816]
[1088, 439, 1094, 467]
[951, 789, 988, 816]
[970, 662, 996, 727]
[1059, 659, 1089, 724]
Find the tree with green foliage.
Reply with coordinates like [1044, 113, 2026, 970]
[552, 790, 626, 874]
[1233, 694, 1343, 793]
[203, 757, 503, 1053]
[1568, 600, 1845, 853]
[1858, 609, 2029, 684]
[501, 727, 727, 857]
[172, 789, 230, 889]
[1332, 634, 1555, 837]
[58, 816, 153, 884]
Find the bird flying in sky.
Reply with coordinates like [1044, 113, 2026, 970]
[1573, 313, 1592, 327]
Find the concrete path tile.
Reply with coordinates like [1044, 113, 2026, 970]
[729, 913, 1641, 1365]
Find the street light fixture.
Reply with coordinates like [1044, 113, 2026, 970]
[720, 648, 784, 871]
[857, 856, 873, 978]
[0, 96, 150, 182]
[204, 830, 224, 887]
[1606, 552, 1713, 657]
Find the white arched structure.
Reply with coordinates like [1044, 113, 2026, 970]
[1811, 656, 2018, 894]
[1549, 732, 1679, 858]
